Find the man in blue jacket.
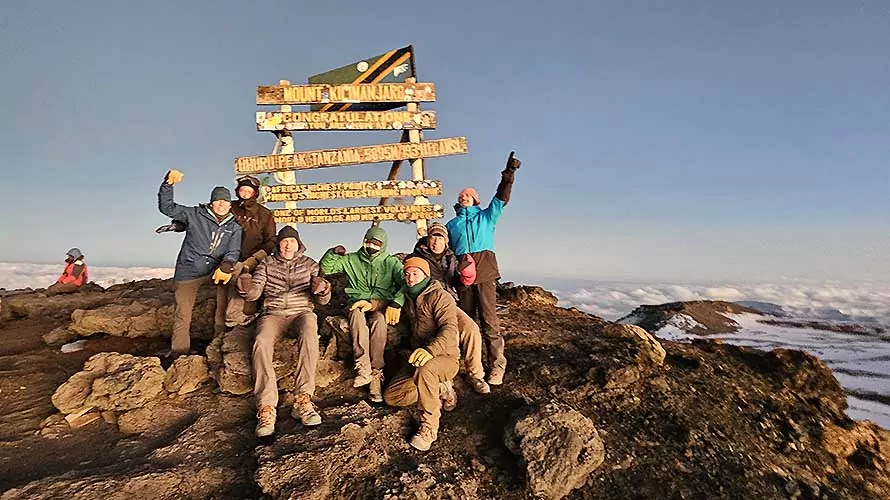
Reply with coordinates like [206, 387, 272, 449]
[158, 169, 242, 357]
[446, 152, 520, 386]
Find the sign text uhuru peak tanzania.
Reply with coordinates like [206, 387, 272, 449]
[268, 180, 442, 201]
[235, 137, 467, 174]
[273, 204, 443, 224]
[256, 82, 436, 105]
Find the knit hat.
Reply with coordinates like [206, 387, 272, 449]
[403, 256, 431, 277]
[458, 188, 480, 206]
[210, 186, 232, 202]
[428, 222, 448, 240]
[277, 225, 300, 243]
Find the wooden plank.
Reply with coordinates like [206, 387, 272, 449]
[268, 179, 442, 202]
[256, 110, 436, 131]
[234, 137, 467, 174]
[273, 204, 444, 224]
[256, 82, 436, 105]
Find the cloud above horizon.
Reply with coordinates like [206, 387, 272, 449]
[0, 262, 173, 290]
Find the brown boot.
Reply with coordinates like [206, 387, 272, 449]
[291, 393, 321, 426]
[409, 423, 438, 451]
[369, 369, 384, 403]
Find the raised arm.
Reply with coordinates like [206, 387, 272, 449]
[319, 245, 348, 275]
[157, 170, 190, 220]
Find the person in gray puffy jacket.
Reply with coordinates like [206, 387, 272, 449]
[237, 225, 331, 437]
[158, 169, 242, 357]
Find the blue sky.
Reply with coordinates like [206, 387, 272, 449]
[1, 1, 888, 282]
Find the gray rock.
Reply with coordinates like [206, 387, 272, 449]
[51, 353, 166, 415]
[505, 401, 605, 500]
[163, 355, 209, 395]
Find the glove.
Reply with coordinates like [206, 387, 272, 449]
[241, 249, 267, 272]
[212, 267, 233, 285]
[332, 245, 347, 256]
[505, 151, 521, 171]
[408, 348, 434, 367]
[350, 300, 373, 313]
[165, 169, 184, 185]
[385, 306, 401, 325]
[155, 220, 186, 233]
[310, 276, 330, 296]
[218, 261, 235, 274]
[237, 273, 253, 293]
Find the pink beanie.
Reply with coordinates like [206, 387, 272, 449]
[459, 188, 481, 206]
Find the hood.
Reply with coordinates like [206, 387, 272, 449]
[363, 226, 388, 252]
[66, 248, 83, 260]
[454, 203, 482, 217]
[276, 226, 307, 259]
[413, 237, 451, 260]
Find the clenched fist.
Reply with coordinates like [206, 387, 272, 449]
[165, 169, 184, 185]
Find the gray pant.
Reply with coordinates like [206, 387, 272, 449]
[253, 312, 319, 409]
[172, 276, 226, 355]
[348, 299, 389, 375]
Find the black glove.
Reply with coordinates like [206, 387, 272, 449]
[332, 245, 347, 256]
[155, 220, 187, 234]
[219, 261, 235, 274]
[505, 151, 521, 172]
[310, 276, 330, 295]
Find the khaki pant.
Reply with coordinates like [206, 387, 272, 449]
[219, 262, 260, 328]
[172, 276, 226, 355]
[253, 312, 318, 409]
[348, 299, 389, 375]
[46, 282, 81, 296]
[383, 355, 459, 429]
[459, 322, 485, 380]
[458, 280, 506, 371]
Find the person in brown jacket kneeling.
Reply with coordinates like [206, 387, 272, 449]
[238, 226, 331, 437]
[383, 257, 460, 451]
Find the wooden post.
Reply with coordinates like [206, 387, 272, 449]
[407, 100, 429, 238]
[271, 80, 298, 228]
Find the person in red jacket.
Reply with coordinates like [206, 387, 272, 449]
[46, 248, 89, 296]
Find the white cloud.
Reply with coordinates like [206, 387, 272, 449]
[0, 262, 173, 290]
[553, 279, 890, 324]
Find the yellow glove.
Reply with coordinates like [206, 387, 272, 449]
[385, 306, 401, 325]
[408, 348, 433, 367]
[212, 267, 232, 285]
[350, 300, 373, 313]
[166, 169, 184, 185]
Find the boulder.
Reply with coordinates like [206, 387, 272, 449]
[2, 286, 108, 320]
[206, 327, 254, 395]
[505, 401, 605, 500]
[68, 297, 215, 340]
[498, 283, 559, 307]
[51, 353, 166, 415]
[595, 324, 666, 390]
[163, 355, 209, 395]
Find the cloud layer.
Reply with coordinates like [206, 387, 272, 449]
[0, 262, 173, 290]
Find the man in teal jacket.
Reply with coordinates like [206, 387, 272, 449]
[446, 152, 520, 386]
[320, 227, 405, 402]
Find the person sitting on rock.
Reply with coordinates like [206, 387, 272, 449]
[158, 169, 242, 357]
[446, 151, 521, 387]
[320, 227, 405, 403]
[410, 222, 490, 394]
[46, 248, 89, 296]
[238, 225, 331, 437]
[221, 175, 277, 328]
[383, 257, 460, 451]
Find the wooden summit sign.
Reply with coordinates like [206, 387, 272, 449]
[273, 204, 443, 224]
[257, 110, 436, 132]
[256, 82, 436, 105]
[234, 137, 467, 174]
[268, 180, 442, 202]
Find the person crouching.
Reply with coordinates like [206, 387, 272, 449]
[383, 257, 460, 451]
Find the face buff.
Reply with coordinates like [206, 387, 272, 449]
[364, 239, 382, 255]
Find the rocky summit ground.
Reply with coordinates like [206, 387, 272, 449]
[0, 279, 888, 499]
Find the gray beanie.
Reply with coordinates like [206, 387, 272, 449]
[210, 186, 232, 202]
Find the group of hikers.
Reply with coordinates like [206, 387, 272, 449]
[142, 151, 520, 451]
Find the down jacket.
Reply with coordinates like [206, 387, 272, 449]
[243, 235, 330, 316]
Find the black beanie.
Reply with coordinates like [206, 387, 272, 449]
[277, 225, 300, 243]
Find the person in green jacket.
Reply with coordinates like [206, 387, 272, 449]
[320, 227, 405, 402]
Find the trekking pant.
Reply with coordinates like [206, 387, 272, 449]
[221, 262, 260, 327]
[172, 276, 226, 355]
[457, 280, 506, 371]
[459, 318, 485, 380]
[383, 355, 459, 430]
[45, 282, 81, 296]
[253, 312, 319, 409]
[348, 299, 388, 375]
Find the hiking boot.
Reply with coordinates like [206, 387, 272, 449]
[468, 377, 491, 394]
[369, 369, 384, 403]
[291, 393, 321, 426]
[409, 423, 438, 451]
[440, 380, 457, 411]
[255, 405, 276, 438]
[488, 366, 505, 386]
